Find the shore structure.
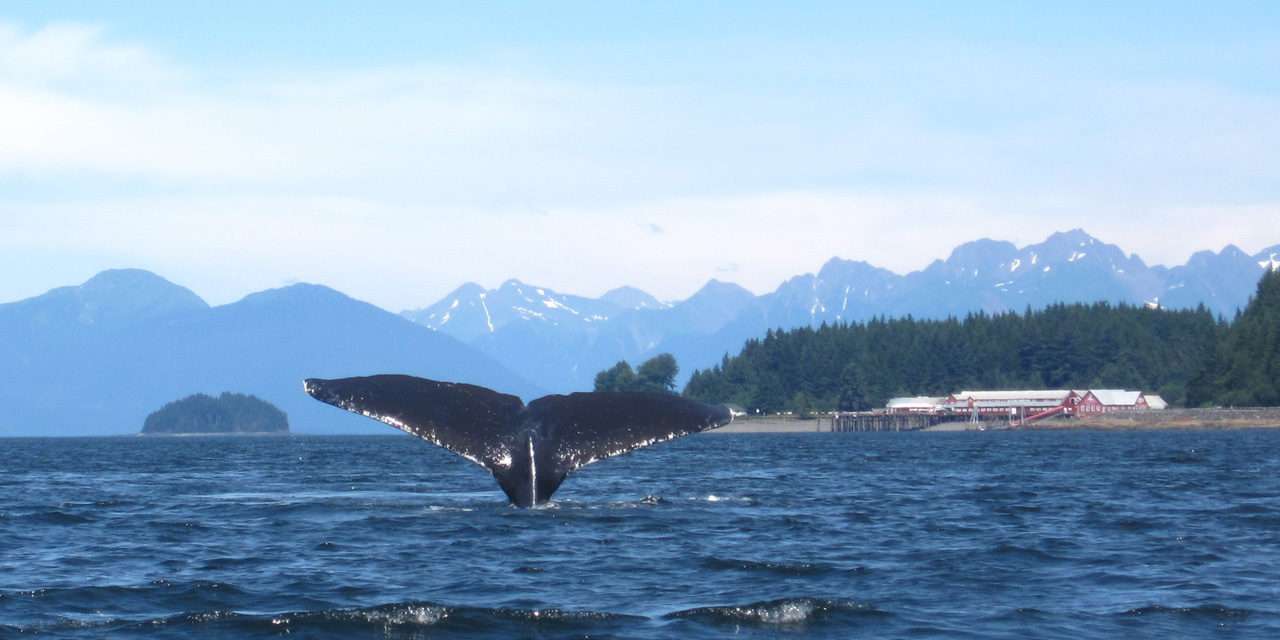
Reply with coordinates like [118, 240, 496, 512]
[835, 388, 1169, 430]
[711, 388, 1270, 433]
[717, 405, 1280, 433]
[893, 389, 1160, 419]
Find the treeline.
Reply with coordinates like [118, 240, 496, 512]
[1187, 270, 1280, 407]
[142, 392, 289, 434]
[685, 271, 1280, 412]
[595, 353, 679, 393]
[684, 303, 1221, 413]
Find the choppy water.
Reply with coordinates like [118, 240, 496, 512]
[3, 430, 1280, 638]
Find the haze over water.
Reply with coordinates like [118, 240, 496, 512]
[3, 430, 1279, 638]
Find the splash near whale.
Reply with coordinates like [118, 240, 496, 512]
[303, 375, 732, 507]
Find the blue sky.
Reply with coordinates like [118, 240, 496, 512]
[2, 3, 1278, 309]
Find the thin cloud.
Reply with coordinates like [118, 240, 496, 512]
[0, 20, 1277, 309]
[0, 22, 181, 88]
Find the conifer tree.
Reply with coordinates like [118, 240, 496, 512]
[683, 302, 1221, 412]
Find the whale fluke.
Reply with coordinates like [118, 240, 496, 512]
[303, 375, 732, 507]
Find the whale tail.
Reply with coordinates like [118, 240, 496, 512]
[303, 375, 732, 507]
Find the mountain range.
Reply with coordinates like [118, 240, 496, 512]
[0, 270, 540, 436]
[401, 229, 1280, 393]
[3, 229, 1277, 435]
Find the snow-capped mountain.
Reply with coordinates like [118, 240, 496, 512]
[907, 229, 1159, 310]
[401, 279, 621, 343]
[402, 230, 1280, 393]
[400, 278, 754, 391]
[1154, 244, 1276, 314]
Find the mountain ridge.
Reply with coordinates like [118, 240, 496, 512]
[5, 229, 1277, 432]
[400, 229, 1280, 392]
[0, 275, 541, 437]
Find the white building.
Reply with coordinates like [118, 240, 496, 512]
[886, 396, 947, 414]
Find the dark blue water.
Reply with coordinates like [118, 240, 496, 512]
[3, 430, 1280, 638]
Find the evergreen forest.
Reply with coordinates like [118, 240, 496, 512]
[1187, 270, 1280, 407]
[142, 392, 290, 434]
[683, 271, 1280, 412]
[594, 353, 680, 393]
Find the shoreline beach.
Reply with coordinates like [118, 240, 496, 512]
[714, 408, 1280, 433]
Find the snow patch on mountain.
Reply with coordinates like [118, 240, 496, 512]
[396, 230, 1279, 394]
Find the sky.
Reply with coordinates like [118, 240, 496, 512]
[2, 2, 1278, 310]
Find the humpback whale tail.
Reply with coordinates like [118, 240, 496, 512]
[303, 375, 732, 507]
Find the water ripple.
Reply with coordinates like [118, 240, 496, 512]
[2, 431, 1280, 638]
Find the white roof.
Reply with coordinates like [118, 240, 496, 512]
[1088, 389, 1144, 406]
[953, 390, 1074, 401]
[1144, 394, 1168, 410]
[886, 396, 945, 409]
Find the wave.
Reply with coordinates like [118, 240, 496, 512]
[1118, 604, 1255, 620]
[6, 596, 888, 634]
[301, 602, 643, 625]
[13, 510, 96, 525]
[3, 580, 247, 602]
[6, 600, 647, 636]
[665, 597, 888, 626]
[700, 557, 836, 576]
[0, 580, 251, 616]
[989, 543, 1069, 562]
[200, 556, 264, 570]
[1149, 449, 1211, 465]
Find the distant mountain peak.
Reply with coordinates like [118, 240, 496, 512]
[234, 283, 362, 310]
[0, 270, 539, 436]
[391, 229, 1278, 393]
[450, 282, 487, 296]
[1184, 245, 1256, 270]
[817, 257, 892, 280]
[691, 278, 753, 298]
[1063, 227, 1095, 239]
[600, 286, 667, 310]
[936, 238, 1019, 277]
[248, 281, 342, 298]
[75, 269, 207, 307]
[1044, 228, 1099, 246]
[1217, 244, 1248, 259]
[400, 277, 625, 341]
[81, 268, 181, 290]
[0, 268, 208, 332]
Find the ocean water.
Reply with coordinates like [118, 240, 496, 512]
[2, 430, 1279, 639]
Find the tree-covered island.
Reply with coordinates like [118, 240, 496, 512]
[594, 353, 679, 393]
[141, 392, 289, 435]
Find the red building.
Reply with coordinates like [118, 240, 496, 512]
[1076, 390, 1148, 413]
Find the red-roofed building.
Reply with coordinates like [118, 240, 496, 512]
[1077, 390, 1149, 413]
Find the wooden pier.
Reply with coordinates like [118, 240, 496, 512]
[828, 412, 957, 432]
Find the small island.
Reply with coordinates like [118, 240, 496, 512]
[141, 392, 289, 435]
